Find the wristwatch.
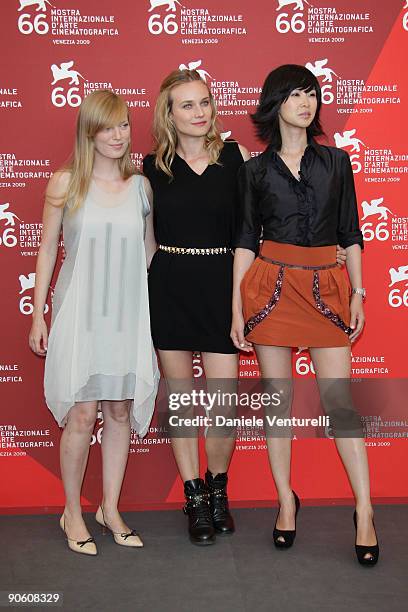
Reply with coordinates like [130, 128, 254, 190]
[352, 287, 366, 299]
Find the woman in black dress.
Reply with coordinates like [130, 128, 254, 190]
[143, 69, 250, 545]
[232, 65, 379, 565]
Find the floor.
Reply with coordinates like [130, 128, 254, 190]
[1, 505, 407, 612]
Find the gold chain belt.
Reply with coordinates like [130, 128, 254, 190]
[158, 245, 232, 255]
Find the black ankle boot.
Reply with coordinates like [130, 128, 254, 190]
[183, 478, 216, 546]
[205, 470, 235, 535]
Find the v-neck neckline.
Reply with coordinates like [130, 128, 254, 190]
[276, 149, 309, 183]
[175, 152, 210, 177]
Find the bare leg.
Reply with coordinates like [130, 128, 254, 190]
[158, 350, 197, 482]
[254, 346, 295, 536]
[100, 399, 132, 532]
[310, 346, 377, 555]
[201, 352, 239, 475]
[60, 401, 98, 540]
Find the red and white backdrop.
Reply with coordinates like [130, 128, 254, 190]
[1, 0, 407, 513]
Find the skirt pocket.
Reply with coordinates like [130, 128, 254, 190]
[242, 260, 284, 336]
[313, 268, 352, 334]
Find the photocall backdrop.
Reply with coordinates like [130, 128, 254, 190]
[1, 0, 407, 512]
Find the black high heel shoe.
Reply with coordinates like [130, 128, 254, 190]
[353, 510, 379, 566]
[273, 491, 300, 549]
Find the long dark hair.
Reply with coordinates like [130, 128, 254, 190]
[251, 64, 324, 150]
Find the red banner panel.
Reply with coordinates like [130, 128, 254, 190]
[1, 0, 407, 511]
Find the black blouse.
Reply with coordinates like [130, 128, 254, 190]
[235, 140, 363, 254]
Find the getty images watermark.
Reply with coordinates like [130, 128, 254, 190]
[167, 390, 330, 429]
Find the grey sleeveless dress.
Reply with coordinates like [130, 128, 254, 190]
[44, 175, 159, 437]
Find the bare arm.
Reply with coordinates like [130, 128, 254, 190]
[345, 243, 364, 342]
[336, 245, 347, 267]
[231, 148, 257, 351]
[29, 172, 68, 355]
[143, 177, 157, 268]
[238, 143, 251, 162]
[231, 247, 255, 351]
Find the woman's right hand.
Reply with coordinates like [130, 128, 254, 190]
[231, 311, 253, 352]
[29, 316, 48, 356]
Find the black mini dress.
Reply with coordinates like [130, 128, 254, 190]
[143, 141, 244, 353]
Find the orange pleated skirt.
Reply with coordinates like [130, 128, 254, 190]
[241, 241, 352, 347]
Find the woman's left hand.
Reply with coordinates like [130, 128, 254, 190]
[349, 294, 365, 342]
[336, 244, 347, 267]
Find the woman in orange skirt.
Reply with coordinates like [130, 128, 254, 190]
[231, 65, 379, 565]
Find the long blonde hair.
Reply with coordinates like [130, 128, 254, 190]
[152, 69, 223, 178]
[62, 90, 136, 212]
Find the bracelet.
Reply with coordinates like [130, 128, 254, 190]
[352, 287, 366, 299]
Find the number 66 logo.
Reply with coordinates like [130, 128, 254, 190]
[361, 222, 389, 242]
[275, 13, 305, 34]
[18, 272, 50, 315]
[50, 62, 85, 108]
[148, 13, 178, 35]
[18, 13, 49, 35]
[388, 265, 408, 308]
[51, 87, 82, 108]
[0, 228, 18, 248]
[295, 354, 315, 376]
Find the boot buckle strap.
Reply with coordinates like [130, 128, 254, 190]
[185, 493, 210, 506]
[210, 489, 227, 498]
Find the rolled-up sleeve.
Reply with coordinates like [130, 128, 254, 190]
[337, 151, 364, 250]
[235, 161, 262, 253]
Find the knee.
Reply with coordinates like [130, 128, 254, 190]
[321, 385, 354, 415]
[327, 406, 362, 437]
[68, 405, 97, 432]
[103, 401, 130, 424]
[320, 386, 362, 436]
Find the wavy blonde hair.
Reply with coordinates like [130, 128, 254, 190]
[61, 90, 136, 212]
[152, 69, 223, 178]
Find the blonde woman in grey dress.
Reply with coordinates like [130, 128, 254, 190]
[29, 90, 159, 555]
